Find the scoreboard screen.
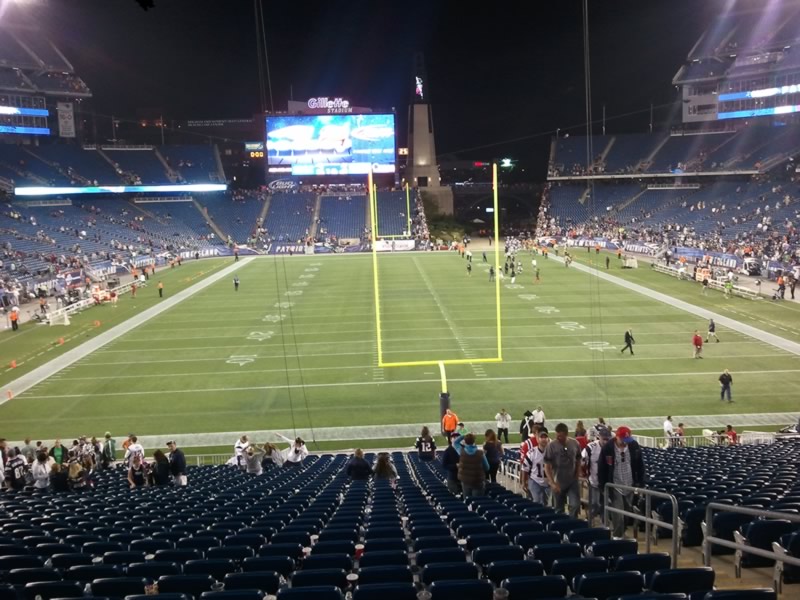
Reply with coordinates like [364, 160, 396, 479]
[266, 114, 395, 175]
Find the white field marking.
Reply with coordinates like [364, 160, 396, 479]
[90, 337, 776, 355]
[559, 256, 800, 355]
[18, 368, 800, 400]
[120, 319, 713, 334]
[49, 353, 792, 381]
[0, 257, 256, 406]
[74, 342, 791, 367]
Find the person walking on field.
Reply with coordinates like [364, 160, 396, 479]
[706, 318, 719, 343]
[234, 276, 240, 292]
[719, 369, 733, 402]
[158, 281, 163, 298]
[693, 330, 704, 358]
[621, 328, 635, 355]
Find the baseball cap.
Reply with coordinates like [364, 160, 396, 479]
[165, 440, 175, 446]
[598, 428, 612, 440]
[615, 426, 634, 443]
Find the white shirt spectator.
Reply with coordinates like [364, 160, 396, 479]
[663, 419, 674, 438]
[582, 439, 605, 487]
[124, 443, 144, 463]
[532, 408, 546, 425]
[31, 461, 50, 489]
[521, 446, 548, 486]
[495, 411, 512, 430]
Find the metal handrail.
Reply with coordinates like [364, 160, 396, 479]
[702, 502, 800, 568]
[603, 483, 679, 567]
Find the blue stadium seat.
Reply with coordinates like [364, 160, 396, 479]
[588, 539, 639, 561]
[355, 565, 413, 585]
[735, 520, 795, 571]
[206, 546, 254, 562]
[547, 518, 590, 536]
[126, 562, 182, 579]
[276, 586, 344, 600]
[358, 551, 408, 568]
[614, 553, 671, 574]
[0, 555, 45, 570]
[0, 584, 16, 600]
[486, 559, 544, 585]
[6, 568, 62, 585]
[650, 568, 715, 595]
[421, 562, 480, 584]
[90, 577, 151, 598]
[551, 557, 608, 589]
[258, 543, 304, 560]
[23, 580, 84, 600]
[223, 535, 266, 549]
[126, 595, 191, 600]
[472, 545, 524, 567]
[302, 553, 353, 571]
[311, 541, 356, 556]
[157, 575, 216, 597]
[183, 559, 237, 580]
[567, 527, 611, 548]
[242, 556, 294, 577]
[414, 537, 459, 551]
[502, 521, 545, 539]
[362, 539, 407, 553]
[200, 592, 264, 600]
[64, 565, 124, 583]
[500, 574, 569, 599]
[428, 579, 494, 600]
[291, 568, 348, 590]
[514, 532, 561, 551]
[223, 572, 281, 594]
[575, 571, 644, 600]
[352, 583, 418, 600]
[532, 543, 582, 571]
[416, 548, 467, 568]
[465, 533, 509, 551]
[130, 539, 174, 553]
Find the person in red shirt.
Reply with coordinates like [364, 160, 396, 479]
[441, 409, 459, 437]
[692, 330, 703, 359]
[725, 424, 738, 445]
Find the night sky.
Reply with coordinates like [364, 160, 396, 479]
[23, 0, 751, 175]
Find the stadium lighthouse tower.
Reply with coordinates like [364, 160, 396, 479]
[407, 53, 453, 214]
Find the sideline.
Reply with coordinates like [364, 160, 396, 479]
[556, 255, 800, 356]
[1, 257, 255, 404]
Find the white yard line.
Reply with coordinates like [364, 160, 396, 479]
[20, 368, 800, 399]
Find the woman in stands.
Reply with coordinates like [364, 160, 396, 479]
[483, 429, 503, 484]
[415, 426, 436, 461]
[49, 463, 69, 492]
[374, 453, 398, 482]
[261, 443, 283, 470]
[31, 451, 51, 490]
[127, 454, 147, 488]
[150, 450, 171, 485]
[346, 448, 373, 480]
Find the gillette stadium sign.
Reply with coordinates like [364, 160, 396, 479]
[307, 97, 352, 113]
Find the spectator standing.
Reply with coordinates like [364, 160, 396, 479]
[521, 430, 551, 504]
[693, 330, 704, 358]
[49, 463, 69, 492]
[582, 427, 611, 524]
[544, 423, 582, 517]
[495, 409, 512, 443]
[519, 410, 535, 442]
[150, 450, 172, 485]
[123, 435, 144, 466]
[346, 449, 373, 480]
[4, 449, 26, 490]
[598, 426, 646, 537]
[454, 433, 490, 497]
[262, 443, 283, 469]
[31, 451, 50, 489]
[244, 446, 266, 475]
[725, 424, 738, 445]
[441, 433, 461, 495]
[234, 435, 249, 470]
[49, 439, 68, 465]
[20, 438, 35, 464]
[441, 409, 459, 437]
[719, 369, 733, 402]
[167, 441, 187, 485]
[279, 436, 309, 467]
[574, 421, 587, 438]
[663, 416, 675, 447]
[101, 433, 116, 469]
[483, 429, 503, 484]
[127, 454, 147, 488]
[532, 406, 546, 429]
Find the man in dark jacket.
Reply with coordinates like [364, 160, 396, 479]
[598, 426, 645, 537]
[166, 441, 187, 486]
[441, 433, 461, 495]
[621, 329, 635, 355]
[48, 439, 68, 465]
[345, 449, 373, 480]
[519, 410, 534, 442]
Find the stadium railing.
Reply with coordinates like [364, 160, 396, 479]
[702, 503, 800, 579]
[603, 483, 680, 567]
[45, 280, 146, 325]
[650, 263, 761, 300]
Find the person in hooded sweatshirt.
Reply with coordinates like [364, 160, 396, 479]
[244, 445, 266, 476]
[441, 432, 461, 495]
[454, 433, 490, 497]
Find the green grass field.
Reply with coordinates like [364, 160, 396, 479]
[1, 250, 798, 445]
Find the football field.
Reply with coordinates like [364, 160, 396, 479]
[1, 251, 799, 444]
